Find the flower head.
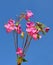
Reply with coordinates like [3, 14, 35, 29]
[26, 22, 40, 40]
[4, 19, 15, 32]
[25, 10, 33, 20]
[26, 22, 35, 28]
[8, 19, 15, 24]
[16, 48, 23, 56]
[4, 19, 22, 34]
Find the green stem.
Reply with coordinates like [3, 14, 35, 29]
[24, 37, 32, 54]
[13, 31, 18, 65]
[26, 37, 32, 49]
[23, 34, 28, 55]
[13, 31, 17, 51]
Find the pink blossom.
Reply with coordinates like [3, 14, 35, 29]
[32, 34, 38, 40]
[4, 24, 12, 32]
[26, 27, 38, 33]
[4, 24, 14, 32]
[8, 19, 15, 24]
[26, 22, 38, 33]
[26, 22, 39, 40]
[4, 19, 15, 32]
[16, 48, 23, 56]
[25, 10, 33, 20]
[26, 22, 35, 28]
[4, 19, 22, 34]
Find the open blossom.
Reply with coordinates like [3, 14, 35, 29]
[4, 24, 14, 32]
[26, 22, 35, 33]
[4, 19, 22, 34]
[25, 10, 33, 20]
[16, 48, 23, 56]
[15, 24, 22, 34]
[26, 22, 35, 28]
[8, 19, 15, 24]
[32, 34, 38, 40]
[26, 22, 39, 40]
[26, 22, 39, 33]
[4, 19, 15, 32]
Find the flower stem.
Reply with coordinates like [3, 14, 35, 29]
[13, 31, 19, 65]
[26, 37, 32, 49]
[24, 37, 32, 54]
[13, 31, 17, 51]
[23, 34, 28, 55]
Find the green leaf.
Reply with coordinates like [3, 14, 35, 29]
[36, 22, 46, 29]
[41, 24, 45, 28]
[22, 58, 27, 62]
[35, 26, 41, 31]
[41, 30, 46, 35]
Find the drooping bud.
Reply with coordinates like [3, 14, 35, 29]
[45, 27, 50, 32]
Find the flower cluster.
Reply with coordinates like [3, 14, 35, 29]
[26, 21, 50, 40]
[16, 48, 23, 56]
[26, 22, 40, 40]
[4, 10, 50, 65]
[25, 10, 33, 20]
[4, 19, 22, 34]
[4, 19, 15, 32]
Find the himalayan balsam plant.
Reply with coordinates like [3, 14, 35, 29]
[4, 10, 50, 65]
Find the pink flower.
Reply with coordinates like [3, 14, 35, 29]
[26, 22, 38, 33]
[8, 19, 15, 24]
[45, 27, 50, 32]
[26, 22, 39, 40]
[32, 34, 38, 40]
[4, 24, 13, 32]
[4, 19, 15, 32]
[26, 22, 35, 34]
[26, 27, 38, 33]
[4, 19, 22, 34]
[25, 10, 33, 20]
[16, 48, 23, 56]
[26, 22, 35, 28]
[15, 24, 22, 34]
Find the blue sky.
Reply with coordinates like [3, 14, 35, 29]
[0, 0, 53, 65]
